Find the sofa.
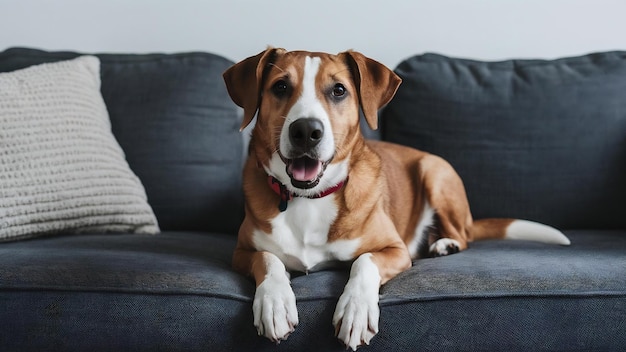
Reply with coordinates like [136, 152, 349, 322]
[0, 47, 624, 351]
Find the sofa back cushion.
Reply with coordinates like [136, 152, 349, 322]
[0, 48, 243, 234]
[382, 52, 626, 230]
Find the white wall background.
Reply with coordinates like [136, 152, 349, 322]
[1, 0, 626, 68]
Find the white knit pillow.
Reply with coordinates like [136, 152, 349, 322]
[0, 56, 159, 241]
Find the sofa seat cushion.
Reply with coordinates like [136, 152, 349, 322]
[0, 231, 624, 350]
[384, 230, 626, 300]
[0, 232, 246, 297]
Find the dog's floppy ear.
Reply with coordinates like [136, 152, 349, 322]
[223, 47, 284, 131]
[341, 51, 402, 130]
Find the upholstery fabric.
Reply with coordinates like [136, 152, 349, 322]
[1, 47, 624, 351]
[382, 52, 626, 230]
[0, 48, 243, 234]
[0, 231, 623, 351]
[0, 56, 159, 241]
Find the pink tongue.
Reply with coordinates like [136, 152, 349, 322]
[289, 157, 322, 182]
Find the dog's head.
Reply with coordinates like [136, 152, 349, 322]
[224, 48, 401, 196]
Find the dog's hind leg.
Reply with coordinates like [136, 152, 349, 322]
[416, 154, 473, 258]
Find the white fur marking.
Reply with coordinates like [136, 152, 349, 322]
[253, 253, 298, 342]
[408, 200, 435, 259]
[333, 253, 381, 350]
[505, 220, 570, 245]
[279, 56, 335, 164]
[429, 238, 461, 257]
[252, 193, 360, 272]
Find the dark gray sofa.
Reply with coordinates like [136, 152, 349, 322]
[0, 47, 624, 351]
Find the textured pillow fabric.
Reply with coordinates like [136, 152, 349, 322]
[382, 52, 626, 230]
[0, 56, 159, 241]
[0, 48, 243, 234]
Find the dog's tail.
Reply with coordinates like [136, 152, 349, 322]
[470, 219, 570, 245]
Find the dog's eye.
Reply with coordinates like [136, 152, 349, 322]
[332, 83, 346, 98]
[272, 80, 289, 97]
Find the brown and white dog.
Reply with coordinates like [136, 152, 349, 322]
[223, 48, 570, 350]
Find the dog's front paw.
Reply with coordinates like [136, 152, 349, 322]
[253, 274, 299, 343]
[333, 284, 380, 350]
[332, 254, 381, 350]
[429, 238, 461, 257]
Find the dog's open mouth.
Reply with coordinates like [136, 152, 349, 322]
[285, 156, 326, 189]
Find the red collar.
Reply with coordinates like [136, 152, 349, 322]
[268, 176, 348, 212]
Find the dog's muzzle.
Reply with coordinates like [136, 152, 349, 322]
[283, 118, 329, 189]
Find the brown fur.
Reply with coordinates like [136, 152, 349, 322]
[224, 48, 517, 282]
[222, 48, 563, 349]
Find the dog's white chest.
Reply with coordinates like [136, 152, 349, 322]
[252, 195, 360, 272]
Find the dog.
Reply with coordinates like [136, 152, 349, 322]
[223, 48, 570, 350]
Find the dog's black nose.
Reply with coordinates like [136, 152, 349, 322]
[289, 118, 324, 152]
